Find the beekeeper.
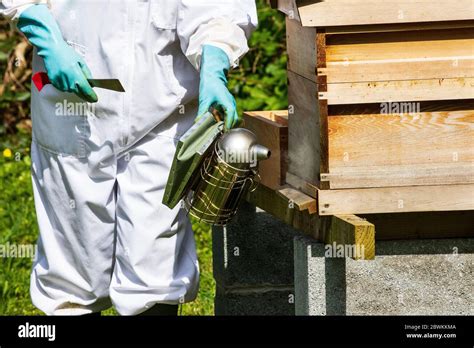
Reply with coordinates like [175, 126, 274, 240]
[0, 0, 257, 316]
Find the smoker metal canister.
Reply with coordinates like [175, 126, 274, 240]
[185, 128, 271, 225]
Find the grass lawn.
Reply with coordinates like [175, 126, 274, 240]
[0, 133, 215, 316]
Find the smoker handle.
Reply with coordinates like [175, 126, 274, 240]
[209, 105, 224, 123]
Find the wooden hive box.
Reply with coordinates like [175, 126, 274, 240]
[275, 0, 474, 216]
[243, 111, 289, 190]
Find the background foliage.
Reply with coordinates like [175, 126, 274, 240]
[0, 0, 287, 315]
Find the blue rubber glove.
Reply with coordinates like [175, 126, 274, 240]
[18, 4, 98, 103]
[197, 45, 240, 130]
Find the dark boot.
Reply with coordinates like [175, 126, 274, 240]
[139, 304, 179, 316]
[82, 311, 101, 316]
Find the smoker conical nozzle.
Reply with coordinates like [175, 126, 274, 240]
[252, 144, 271, 161]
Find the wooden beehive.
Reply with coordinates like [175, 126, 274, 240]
[276, 0, 474, 216]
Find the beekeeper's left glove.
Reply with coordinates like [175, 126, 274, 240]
[197, 45, 240, 130]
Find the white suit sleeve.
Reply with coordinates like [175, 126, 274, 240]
[177, 0, 258, 70]
[0, 0, 49, 20]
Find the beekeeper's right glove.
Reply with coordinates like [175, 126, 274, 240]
[18, 4, 98, 103]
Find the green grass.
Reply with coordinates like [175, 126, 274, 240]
[0, 134, 214, 316]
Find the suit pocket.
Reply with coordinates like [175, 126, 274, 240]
[31, 51, 93, 158]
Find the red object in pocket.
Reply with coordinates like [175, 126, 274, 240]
[32, 72, 51, 92]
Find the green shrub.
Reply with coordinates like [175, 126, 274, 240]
[230, 0, 287, 113]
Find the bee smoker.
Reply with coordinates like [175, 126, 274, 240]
[184, 128, 271, 225]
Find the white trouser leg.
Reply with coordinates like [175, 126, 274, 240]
[110, 132, 199, 316]
[30, 141, 117, 315]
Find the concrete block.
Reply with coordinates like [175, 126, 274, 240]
[213, 201, 302, 287]
[215, 286, 295, 316]
[294, 236, 474, 315]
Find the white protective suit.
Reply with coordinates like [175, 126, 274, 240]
[0, 0, 257, 315]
